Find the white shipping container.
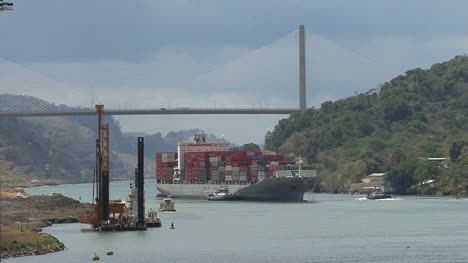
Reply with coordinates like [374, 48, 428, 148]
[225, 165, 232, 171]
[225, 175, 233, 181]
[239, 175, 247, 181]
[232, 167, 240, 172]
[209, 157, 218, 162]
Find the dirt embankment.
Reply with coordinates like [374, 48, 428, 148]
[0, 194, 92, 259]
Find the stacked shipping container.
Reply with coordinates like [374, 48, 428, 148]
[184, 152, 207, 182]
[156, 152, 177, 182]
[156, 150, 299, 184]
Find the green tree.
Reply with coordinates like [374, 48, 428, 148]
[239, 143, 261, 152]
[414, 161, 446, 184]
[264, 131, 273, 151]
[382, 97, 412, 122]
[385, 161, 417, 193]
[449, 141, 468, 162]
[422, 142, 443, 157]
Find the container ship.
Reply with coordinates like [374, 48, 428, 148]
[156, 132, 318, 202]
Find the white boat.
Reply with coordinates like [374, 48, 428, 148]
[207, 186, 241, 201]
[158, 195, 176, 212]
[146, 208, 161, 227]
[366, 191, 392, 200]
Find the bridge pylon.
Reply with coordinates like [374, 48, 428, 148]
[299, 24, 307, 111]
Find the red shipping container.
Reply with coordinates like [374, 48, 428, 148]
[207, 152, 225, 158]
[184, 152, 207, 160]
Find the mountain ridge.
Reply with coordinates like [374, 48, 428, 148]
[0, 96, 226, 184]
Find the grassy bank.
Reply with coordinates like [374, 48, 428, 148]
[0, 227, 65, 258]
[0, 178, 92, 259]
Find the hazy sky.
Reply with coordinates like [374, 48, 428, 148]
[1, 1, 468, 144]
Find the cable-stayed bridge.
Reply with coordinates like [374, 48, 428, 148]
[0, 26, 308, 117]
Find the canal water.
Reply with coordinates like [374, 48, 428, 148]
[6, 180, 468, 263]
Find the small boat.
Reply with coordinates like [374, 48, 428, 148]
[207, 186, 241, 201]
[156, 193, 167, 199]
[106, 249, 114, 256]
[146, 208, 162, 227]
[92, 253, 100, 261]
[170, 222, 175, 229]
[366, 191, 392, 200]
[158, 195, 176, 212]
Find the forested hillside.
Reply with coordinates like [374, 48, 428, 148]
[0, 95, 223, 184]
[0, 116, 130, 184]
[265, 55, 468, 195]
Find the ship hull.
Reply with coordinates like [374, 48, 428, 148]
[156, 177, 316, 202]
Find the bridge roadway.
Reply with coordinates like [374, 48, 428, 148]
[0, 108, 301, 117]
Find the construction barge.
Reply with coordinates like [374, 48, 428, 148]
[80, 104, 160, 231]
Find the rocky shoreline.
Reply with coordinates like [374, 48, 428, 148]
[0, 194, 92, 259]
[1, 233, 66, 259]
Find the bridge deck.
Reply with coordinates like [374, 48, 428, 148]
[0, 108, 301, 117]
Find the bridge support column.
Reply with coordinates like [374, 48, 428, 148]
[299, 24, 307, 111]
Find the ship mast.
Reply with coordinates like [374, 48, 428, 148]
[298, 157, 303, 177]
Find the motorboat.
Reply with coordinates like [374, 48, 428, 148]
[146, 208, 162, 227]
[207, 186, 241, 201]
[158, 195, 176, 212]
[366, 191, 392, 200]
[156, 193, 167, 199]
